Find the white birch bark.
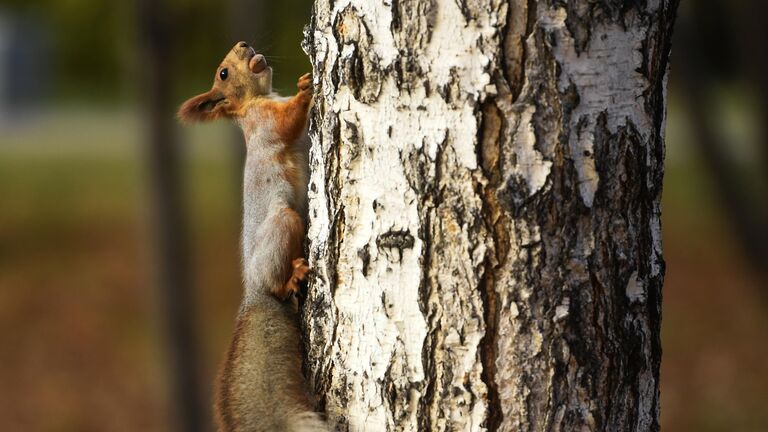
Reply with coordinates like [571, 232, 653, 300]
[300, 1, 679, 431]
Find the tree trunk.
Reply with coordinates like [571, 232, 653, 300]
[301, 1, 678, 431]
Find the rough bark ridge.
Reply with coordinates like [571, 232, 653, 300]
[302, 1, 678, 431]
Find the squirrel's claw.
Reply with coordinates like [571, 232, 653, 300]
[297, 73, 312, 92]
[291, 258, 311, 283]
[276, 258, 311, 300]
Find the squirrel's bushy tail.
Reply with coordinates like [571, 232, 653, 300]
[216, 296, 330, 432]
[285, 411, 330, 432]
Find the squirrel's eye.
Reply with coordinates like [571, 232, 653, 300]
[219, 68, 229, 81]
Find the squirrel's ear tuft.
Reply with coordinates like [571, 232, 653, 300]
[177, 90, 229, 123]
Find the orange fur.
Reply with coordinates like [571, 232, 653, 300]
[256, 94, 311, 144]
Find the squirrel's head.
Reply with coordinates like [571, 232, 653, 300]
[178, 41, 272, 122]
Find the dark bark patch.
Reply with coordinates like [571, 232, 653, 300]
[376, 229, 416, 263]
[333, 5, 384, 103]
[390, 0, 436, 90]
[358, 244, 371, 277]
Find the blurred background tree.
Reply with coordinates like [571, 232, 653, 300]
[0, 0, 765, 431]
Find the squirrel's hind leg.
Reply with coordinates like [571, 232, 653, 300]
[269, 208, 308, 301]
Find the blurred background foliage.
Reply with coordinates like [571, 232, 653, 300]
[0, 0, 766, 431]
[0, 0, 309, 101]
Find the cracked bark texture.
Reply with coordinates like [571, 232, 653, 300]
[300, 1, 678, 431]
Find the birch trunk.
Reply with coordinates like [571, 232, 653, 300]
[301, 1, 678, 431]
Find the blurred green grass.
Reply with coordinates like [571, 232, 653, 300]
[0, 108, 243, 432]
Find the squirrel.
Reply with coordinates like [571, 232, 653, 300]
[178, 42, 327, 432]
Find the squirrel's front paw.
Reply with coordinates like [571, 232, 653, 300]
[297, 73, 312, 93]
[276, 258, 311, 300]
